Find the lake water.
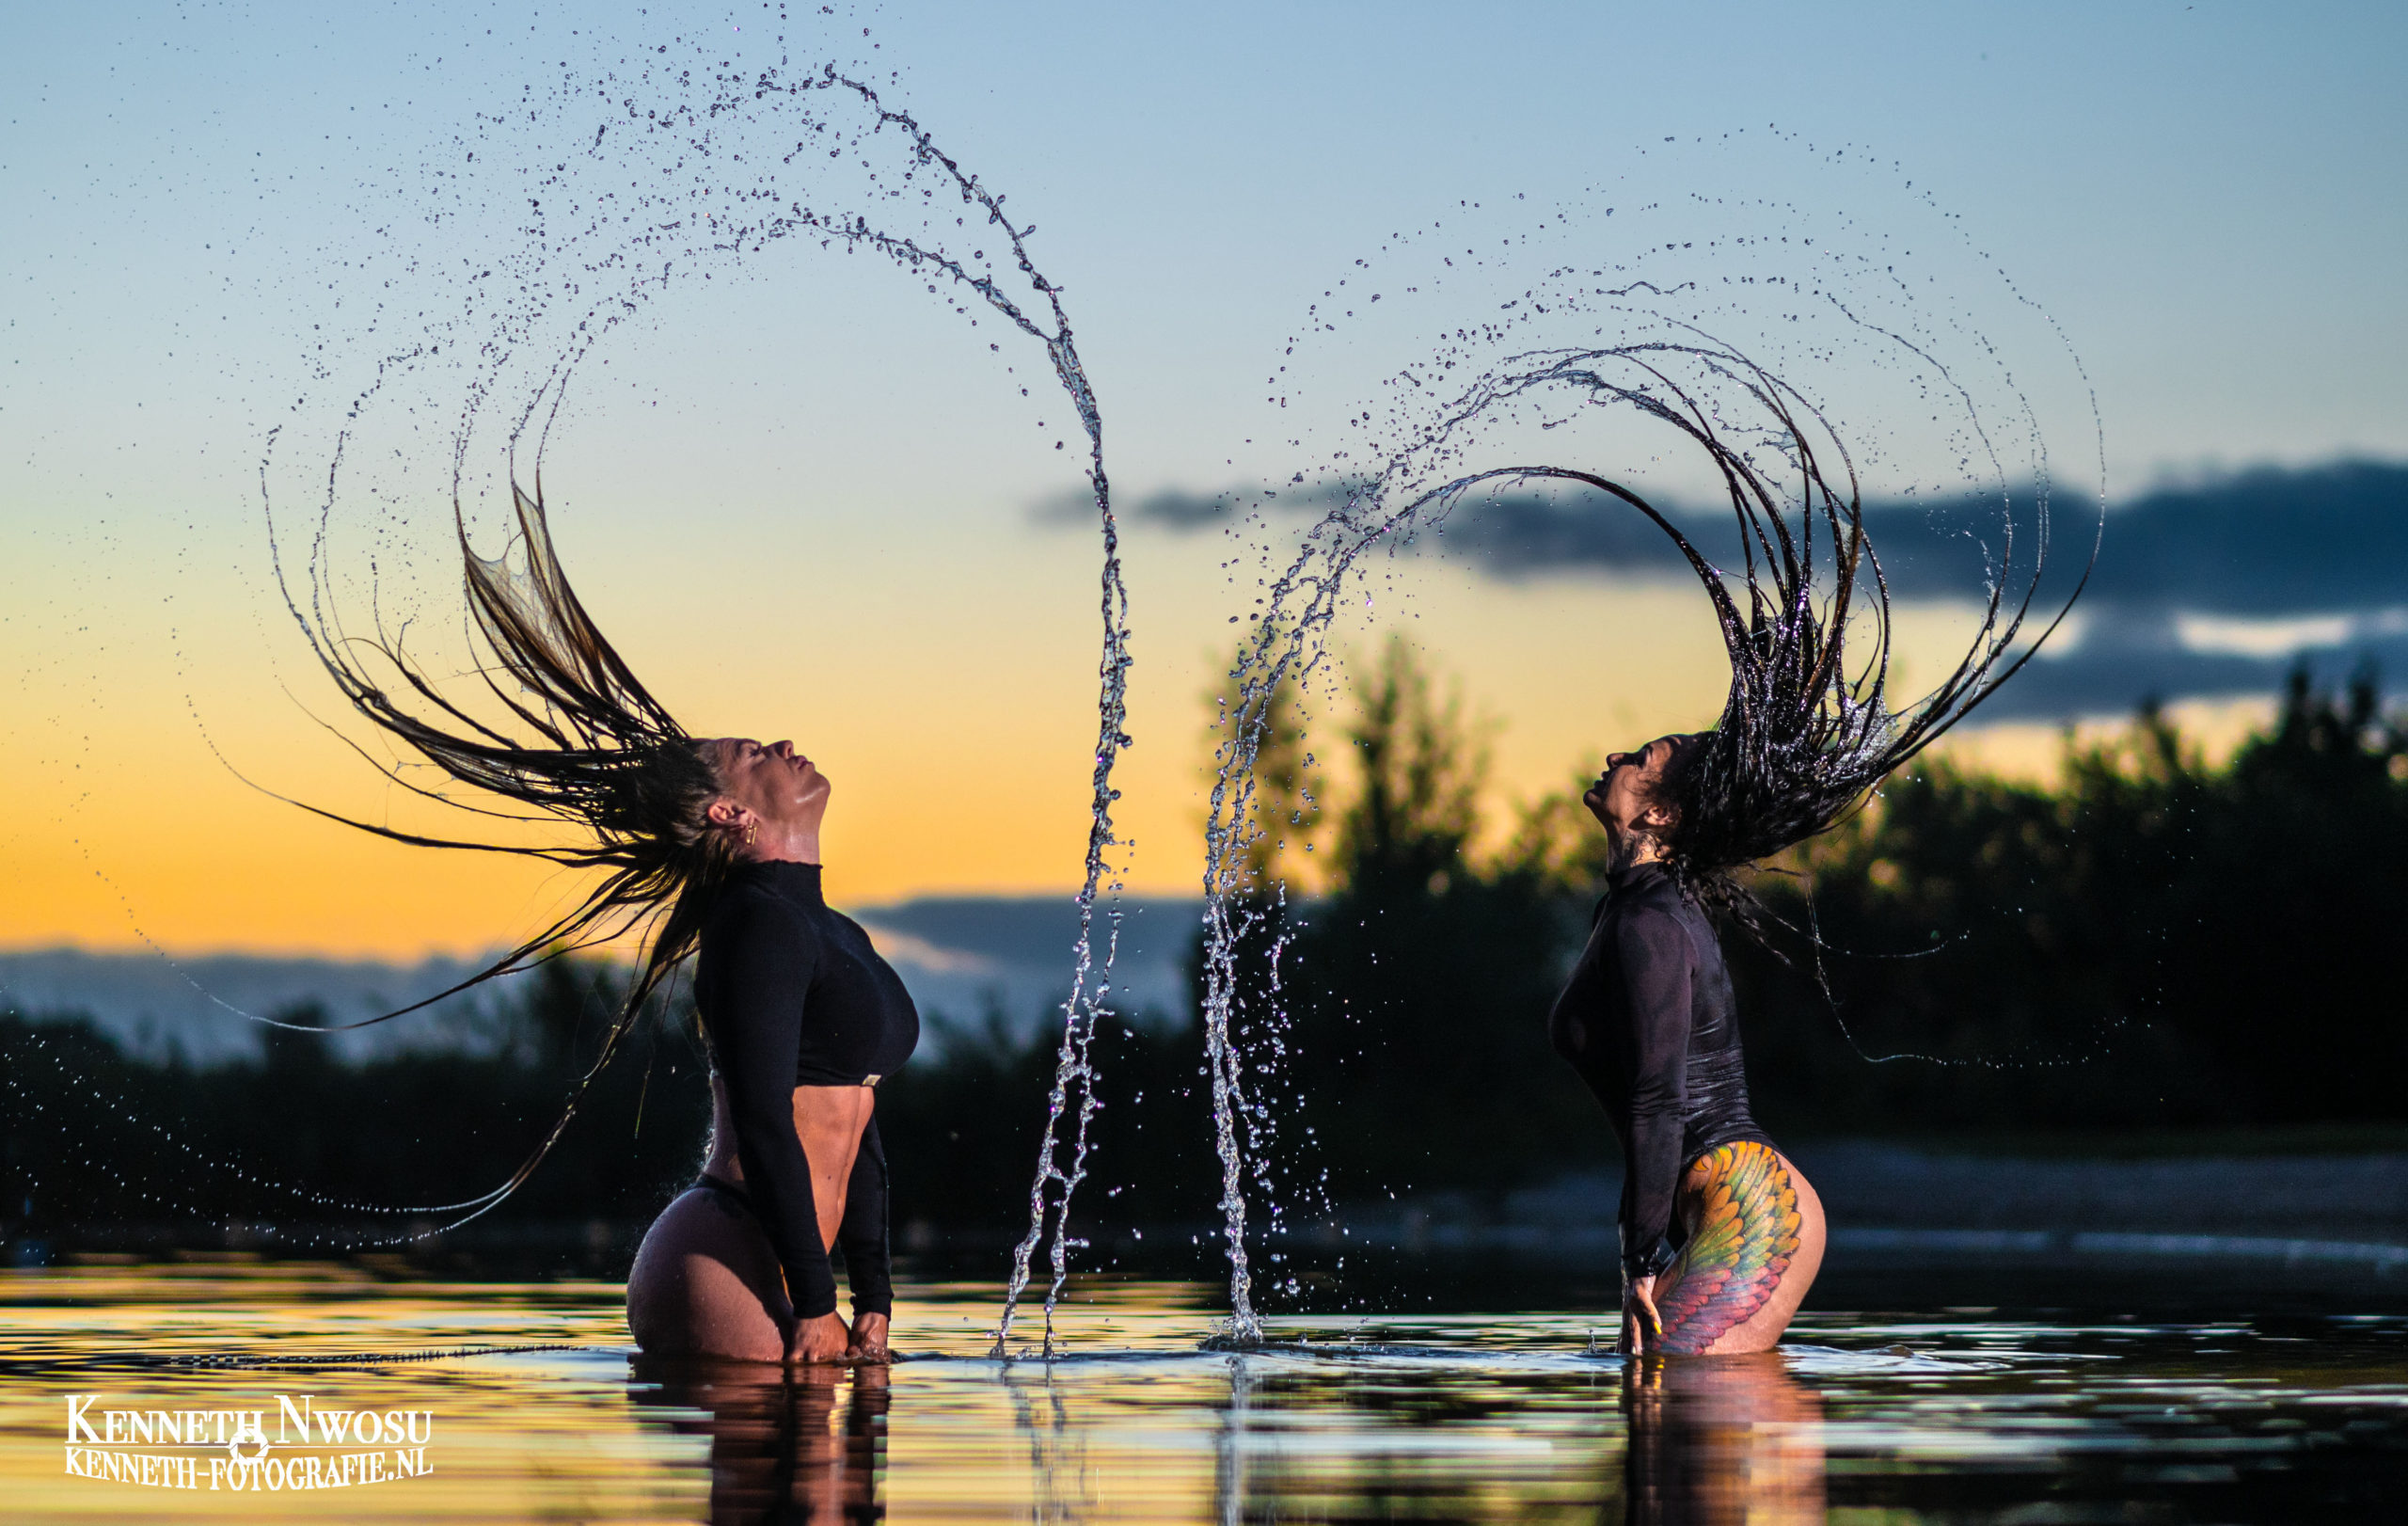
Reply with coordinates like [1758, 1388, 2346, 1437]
[3, 1260, 2402, 1521]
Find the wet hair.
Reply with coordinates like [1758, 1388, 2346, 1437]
[277, 477, 737, 1204]
[1413, 343, 2086, 940]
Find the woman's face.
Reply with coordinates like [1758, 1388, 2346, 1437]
[1584, 735, 1683, 841]
[702, 737, 831, 835]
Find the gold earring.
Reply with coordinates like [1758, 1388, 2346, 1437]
[743, 822, 758, 847]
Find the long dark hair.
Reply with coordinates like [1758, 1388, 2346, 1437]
[1407, 342, 2090, 935]
[274, 476, 733, 1212]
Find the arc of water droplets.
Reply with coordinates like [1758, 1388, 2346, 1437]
[573, 76, 1144, 1352]
[791, 82, 1138, 1361]
[1192, 311, 1652, 1346]
[0, 1010, 610, 1264]
[216, 43, 1140, 1289]
[544, 70, 1150, 1304]
[0, 1022, 513, 1220]
[1196, 639, 1344, 1343]
[1191, 300, 2078, 1341]
[796, 87, 1141, 1361]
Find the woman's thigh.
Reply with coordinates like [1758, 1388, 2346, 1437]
[1653, 1143, 1826, 1357]
[626, 1187, 792, 1362]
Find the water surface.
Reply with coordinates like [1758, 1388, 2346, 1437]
[2, 1262, 2401, 1521]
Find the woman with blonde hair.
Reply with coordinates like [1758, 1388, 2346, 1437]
[294, 482, 913, 1362]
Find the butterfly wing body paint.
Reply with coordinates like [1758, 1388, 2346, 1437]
[1653, 1141, 1801, 1355]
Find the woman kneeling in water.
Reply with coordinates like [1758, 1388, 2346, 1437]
[626, 736, 918, 1364]
[1418, 354, 2076, 1354]
[291, 480, 914, 1364]
[1550, 734, 1825, 1356]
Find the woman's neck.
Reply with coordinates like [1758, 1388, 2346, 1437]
[1609, 831, 1668, 875]
[740, 819, 820, 866]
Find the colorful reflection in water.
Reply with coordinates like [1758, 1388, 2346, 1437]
[0, 1263, 2402, 1521]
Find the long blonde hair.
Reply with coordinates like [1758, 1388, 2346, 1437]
[283, 477, 734, 1212]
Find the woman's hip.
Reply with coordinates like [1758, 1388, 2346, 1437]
[626, 1184, 793, 1362]
[1656, 1140, 1826, 1356]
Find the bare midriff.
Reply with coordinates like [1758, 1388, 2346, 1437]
[704, 1073, 877, 1251]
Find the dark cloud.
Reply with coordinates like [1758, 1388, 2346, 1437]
[1962, 625, 2408, 722]
[1435, 460, 2408, 615]
[1052, 462, 2408, 720]
[1433, 460, 2408, 717]
[1036, 462, 2408, 718]
[1030, 480, 1354, 531]
[1028, 484, 1255, 529]
[2069, 462, 2408, 619]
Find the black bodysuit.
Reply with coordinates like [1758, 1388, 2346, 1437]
[693, 860, 920, 1320]
[1546, 860, 1774, 1280]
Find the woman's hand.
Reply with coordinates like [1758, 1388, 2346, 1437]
[847, 1311, 892, 1364]
[786, 1311, 852, 1364]
[1619, 1274, 1663, 1356]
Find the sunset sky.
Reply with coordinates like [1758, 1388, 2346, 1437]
[5, 1, 2403, 960]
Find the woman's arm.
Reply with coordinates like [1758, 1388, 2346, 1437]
[702, 896, 842, 1320]
[835, 1117, 892, 1318]
[1614, 906, 1693, 1284]
[838, 1118, 893, 1359]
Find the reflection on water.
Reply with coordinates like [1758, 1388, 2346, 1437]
[0, 1263, 2402, 1521]
[1624, 1353, 1823, 1525]
[634, 1358, 889, 1525]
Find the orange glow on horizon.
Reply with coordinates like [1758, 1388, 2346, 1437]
[0, 536, 2171, 963]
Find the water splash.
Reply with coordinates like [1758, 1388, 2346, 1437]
[232, 14, 1133, 1280]
[1192, 142, 2104, 1335]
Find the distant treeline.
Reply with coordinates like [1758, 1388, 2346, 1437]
[8, 652, 2407, 1248]
[1739, 665, 2408, 1132]
[1, 960, 713, 1250]
[1207, 646, 2408, 1209]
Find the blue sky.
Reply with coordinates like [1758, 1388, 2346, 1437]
[5, 1, 2405, 949]
[10, 1, 2403, 483]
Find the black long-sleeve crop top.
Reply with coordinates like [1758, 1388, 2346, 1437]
[1546, 860, 1773, 1280]
[692, 860, 920, 1318]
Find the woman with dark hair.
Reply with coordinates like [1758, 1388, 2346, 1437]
[284, 480, 914, 1363]
[1389, 344, 2084, 1354]
[1551, 732, 1825, 1357]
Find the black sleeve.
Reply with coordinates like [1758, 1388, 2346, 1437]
[700, 895, 839, 1318]
[1614, 905, 1694, 1277]
[835, 1117, 892, 1318]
